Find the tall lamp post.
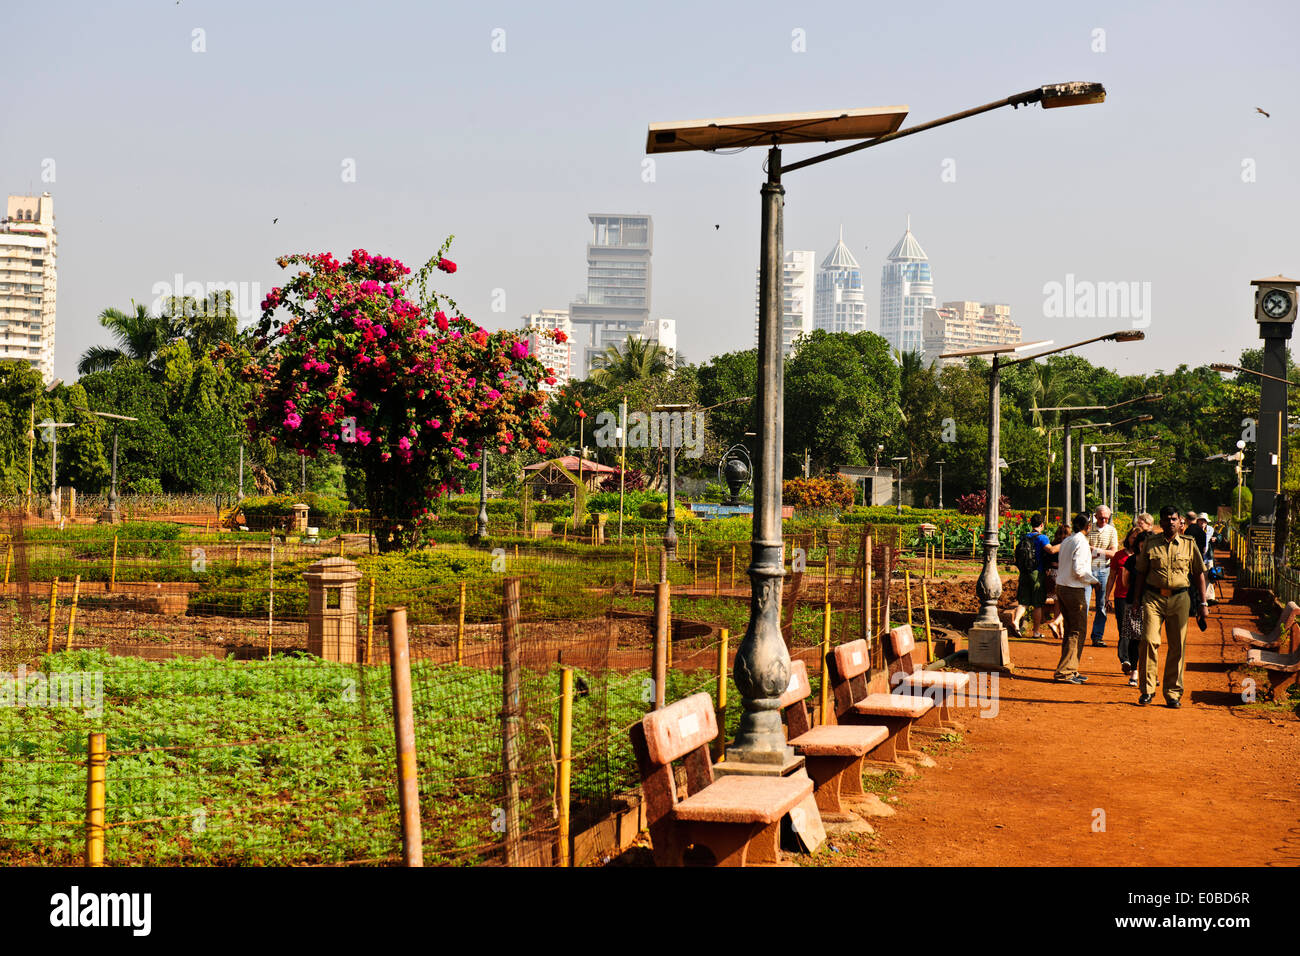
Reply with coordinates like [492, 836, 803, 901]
[892, 457, 908, 515]
[934, 458, 945, 510]
[75, 410, 139, 525]
[648, 80, 1105, 764]
[37, 419, 76, 523]
[942, 330, 1143, 670]
[476, 446, 489, 541]
[654, 404, 691, 561]
[1037, 394, 1161, 519]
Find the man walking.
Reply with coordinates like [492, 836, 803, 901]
[1086, 506, 1120, 647]
[1012, 513, 1056, 638]
[1054, 512, 1098, 684]
[1129, 505, 1208, 708]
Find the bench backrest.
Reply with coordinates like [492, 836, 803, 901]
[833, 639, 871, 680]
[888, 624, 918, 676]
[630, 694, 721, 846]
[777, 658, 815, 738]
[640, 692, 717, 765]
[829, 639, 871, 719]
[1276, 602, 1300, 642]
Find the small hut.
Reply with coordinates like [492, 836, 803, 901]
[522, 455, 618, 498]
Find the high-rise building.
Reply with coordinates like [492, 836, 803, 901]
[814, 229, 867, 334]
[754, 250, 815, 356]
[0, 193, 57, 382]
[522, 309, 573, 394]
[922, 301, 1022, 366]
[879, 219, 935, 355]
[643, 318, 677, 368]
[568, 213, 652, 377]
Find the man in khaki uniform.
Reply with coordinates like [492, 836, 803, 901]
[1129, 505, 1208, 708]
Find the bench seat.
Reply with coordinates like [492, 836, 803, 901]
[673, 773, 811, 825]
[789, 723, 889, 758]
[853, 692, 934, 718]
[895, 670, 970, 692]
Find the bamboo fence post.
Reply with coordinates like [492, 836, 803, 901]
[3, 541, 10, 587]
[714, 555, 720, 597]
[267, 534, 275, 659]
[387, 606, 423, 866]
[711, 628, 729, 762]
[653, 577, 669, 709]
[557, 667, 574, 867]
[821, 601, 832, 726]
[904, 569, 914, 629]
[631, 546, 639, 595]
[922, 577, 935, 664]
[45, 578, 59, 655]
[365, 578, 376, 665]
[85, 732, 106, 867]
[824, 536, 831, 602]
[65, 574, 81, 650]
[730, 544, 736, 590]
[236, 544, 241, 567]
[109, 535, 118, 592]
[863, 536, 872, 645]
[456, 580, 466, 665]
[501, 578, 523, 865]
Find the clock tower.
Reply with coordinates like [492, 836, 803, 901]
[1249, 275, 1299, 534]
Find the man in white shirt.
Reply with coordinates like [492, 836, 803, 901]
[1055, 512, 1100, 684]
[1086, 506, 1121, 647]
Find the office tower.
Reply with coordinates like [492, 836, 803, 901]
[814, 228, 866, 334]
[879, 218, 934, 355]
[522, 309, 573, 394]
[754, 249, 815, 355]
[567, 213, 652, 377]
[922, 301, 1022, 366]
[0, 193, 57, 382]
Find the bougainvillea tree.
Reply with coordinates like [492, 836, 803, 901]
[241, 240, 562, 550]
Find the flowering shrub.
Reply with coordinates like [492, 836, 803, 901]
[239, 240, 561, 551]
[783, 476, 855, 511]
[600, 467, 647, 492]
[955, 490, 1011, 516]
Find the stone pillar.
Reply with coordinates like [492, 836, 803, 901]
[302, 557, 363, 662]
[292, 503, 310, 535]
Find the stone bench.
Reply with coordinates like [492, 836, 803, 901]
[1246, 644, 1300, 699]
[1233, 601, 1300, 653]
[828, 638, 934, 770]
[886, 623, 971, 731]
[629, 692, 812, 867]
[778, 658, 889, 821]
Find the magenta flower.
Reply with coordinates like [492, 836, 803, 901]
[284, 413, 302, 430]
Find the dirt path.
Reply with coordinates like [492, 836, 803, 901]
[837, 559, 1300, 867]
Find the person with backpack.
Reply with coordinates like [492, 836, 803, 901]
[1012, 513, 1057, 638]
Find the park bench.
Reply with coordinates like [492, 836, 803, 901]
[1245, 644, 1300, 698]
[778, 658, 889, 818]
[827, 638, 934, 767]
[629, 692, 813, 867]
[1232, 601, 1300, 653]
[886, 624, 971, 731]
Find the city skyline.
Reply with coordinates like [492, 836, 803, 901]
[3, 1, 1297, 383]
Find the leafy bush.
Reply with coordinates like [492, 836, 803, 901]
[955, 490, 1010, 516]
[783, 476, 854, 511]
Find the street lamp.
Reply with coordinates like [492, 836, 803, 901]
[476, 446, 490, 542]
[933, 459, 946, 510]
[892, 457, 908, 514]
[654, 403, 691, 562]
[37, 419, 75, 523]
[72, 409, 139, 525]
[1210, 362, 1297, 531]
[942, 328, 1140, 669]
[648, 80, 1105, 764]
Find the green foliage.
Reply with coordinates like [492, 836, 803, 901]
[784, 476, 855, 511]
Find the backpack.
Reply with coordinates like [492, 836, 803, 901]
[1014, 533, 1037, 574]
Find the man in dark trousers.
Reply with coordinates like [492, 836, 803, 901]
[1129, 505, 1208, 708]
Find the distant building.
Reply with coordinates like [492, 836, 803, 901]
[0, 193, 57, 382]
[643, 317, 677, 368]
[814, 229, 867, 334]
[522, 309, 573, 394]
[879, 219, 934, 355]
[567, 213, 652, 377]
[754, 250, 816, 355]
[922, 300, 1022, 366]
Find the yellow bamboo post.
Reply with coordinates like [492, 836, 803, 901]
[631, 546, 639, 595]
[339, 536, 345, 557]
[904, 569, 914, 630]
[714, 556, 721, 597]
[365, 578, 376, 665]
[236, 544, 242, 567]
[456, 580, 466, 665]
[109, 535, 118, 592]
[356, 515, 360, 534]
[65, 574, 81, 650]
[2, 541, 10, 587]
[712, 628, 729, 761]
[558, 666, 574, 867]
[85, 732, 106, 867]
[45, 578, 59, 655]
[823, 537, 830, 602]
[692, 548, 698, 588]
[922, 577, 935, 664]
[821, 601, 832, 726]
[514, 544, 519, 562]
[730, 544, 736, 589]
[941, 535, 945, 561]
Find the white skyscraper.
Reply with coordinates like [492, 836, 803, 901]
[814, 228, 867, 334]
[754, 250, 815, 355]
[522, 309, 573, 394]
[0, 193, 57, 382]
[879, 218, 935, 355]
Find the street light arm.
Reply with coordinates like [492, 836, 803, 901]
[1002, 330, 1143, 368]
[1210, 362, 1300, 388]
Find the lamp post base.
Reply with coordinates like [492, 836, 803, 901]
[966, 621, 1011, 670]
[97, 508, 121, 526]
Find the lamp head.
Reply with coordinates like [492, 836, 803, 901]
[1037, 82, 1107, 109]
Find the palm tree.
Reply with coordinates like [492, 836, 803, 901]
[77, 302, 175, 375]
[1029, 363, 1090, 431]
[588, 335, 671, 388]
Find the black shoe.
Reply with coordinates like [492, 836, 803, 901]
[1055, 674, 1087, 684]
[1092, 641, 1107, 647]
[1138, 693, 1154, 705]
[1166, 698, 1181, 709]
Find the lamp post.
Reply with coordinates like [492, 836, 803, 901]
[618, 397, 627, 543]
[892, 457, 907, 515]
[38, 419, 76, 523]
[1037, 394, 1161, 519]
[74, 410, 139, 525]
[648, 80, 1105, 765]
[934, 458, 945, 510]
[1236, 439, 1247, 519]
[654, 403, 691, 561]
[942, 329, 1142, 669]
[476, 446, 489, 541]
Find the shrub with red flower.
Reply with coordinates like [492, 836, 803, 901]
[243, 239, 560, 551]
[955, 490, 1011, 516]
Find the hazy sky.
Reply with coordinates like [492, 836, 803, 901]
[3, 0, 1298, 383]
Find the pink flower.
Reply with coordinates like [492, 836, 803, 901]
[512, 341, 529, 359]
[437, 258, 457, 274]
[284, 413, 302, 430]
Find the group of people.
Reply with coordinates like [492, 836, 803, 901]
[1012, 505, 1214, 707]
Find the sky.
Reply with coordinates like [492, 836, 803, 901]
[3, 0, 1299, 383]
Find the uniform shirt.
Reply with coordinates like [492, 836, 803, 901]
[1087, 521, 1119, 569]
[1134, 532, 1205, 590]
[1057, 532, 1099, 589]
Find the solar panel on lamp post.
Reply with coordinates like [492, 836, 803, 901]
[646, 81, 1105, 764]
